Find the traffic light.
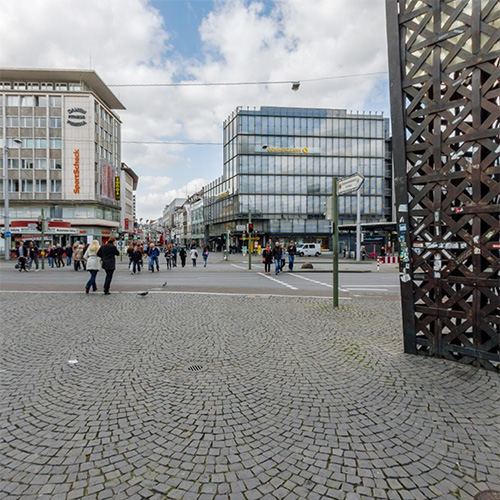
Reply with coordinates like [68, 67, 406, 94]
[222, 233, 227, 240]
[248, 223, 254, 233]
[36, 220, 42, 231]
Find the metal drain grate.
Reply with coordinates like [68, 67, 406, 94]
[186, 364, 204, 372]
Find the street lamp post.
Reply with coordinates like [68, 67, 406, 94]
[3, 138, 22, 261]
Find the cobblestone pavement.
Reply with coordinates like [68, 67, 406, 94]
[1, 292, 498, 500]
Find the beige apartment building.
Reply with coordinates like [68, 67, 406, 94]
[0, 68, 127, 249]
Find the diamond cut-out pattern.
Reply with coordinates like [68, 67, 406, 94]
[387, 0, 499, 371]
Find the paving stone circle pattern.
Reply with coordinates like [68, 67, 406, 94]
[1, 293, 499, 499]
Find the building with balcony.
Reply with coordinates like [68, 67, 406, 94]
[0, 68, 126, 247]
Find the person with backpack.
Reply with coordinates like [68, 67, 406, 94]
[189, 247, 198, 267]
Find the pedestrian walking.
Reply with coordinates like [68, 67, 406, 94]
[272, 242, 282, 275]
[65, 244, 73, 266]
[202, 246, 209, 267]
[73, 242, 84, 270]
[55, 244, 65, 268]
[262, 244, 272, 275]
[280, 244, 286, 271]
[164, 245, 172, 270]
[48, 245, 57, 268]
[179, 247, 187, 267]
[130, 244, 143, 274]
[148, 243, 160, 272]
[15, 241, 28, 272]
[171, 245, 178, 267]
[28, 241, 39, 271]
[83, 240, 101, 293]
[189, 247, 198, 267]
[287, 241, 297, 272]
[96, 237, 120, 295]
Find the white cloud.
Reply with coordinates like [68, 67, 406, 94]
[1, 0, 390, 221]
[135, 177, 207, 218]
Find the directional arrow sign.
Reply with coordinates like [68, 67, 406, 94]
[337, 173, 365, 195]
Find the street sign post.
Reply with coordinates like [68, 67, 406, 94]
[338, 173, 365, 195]
[331, 173, 365, 306]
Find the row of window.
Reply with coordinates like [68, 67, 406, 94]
[3, 205, 121, 222]
[1, 158, 61, 169]
[0, 82, 82, 91]
[1, 138, 62, 149]
[1, 179, 61, 193]
[1, 95, 62, 107]
[238, 175, 383, 195]
[235, 194, 384, 215]
[229, 116, 386, 139]
[3, 116, 62, 128]
[226, 138, 385, 161]
[224, 156, 385, 178]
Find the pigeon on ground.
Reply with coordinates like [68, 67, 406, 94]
[161, 282, 167, 287]
[137, 291, 149, 296]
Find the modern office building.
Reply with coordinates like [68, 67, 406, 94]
[0, 68, 126, 249]
[204, 106, 392, 251]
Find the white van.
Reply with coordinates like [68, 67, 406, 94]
[296, 243, 322, 257]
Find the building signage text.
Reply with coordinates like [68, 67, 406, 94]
[266, 147, 309, 154]
[73, 149, 80, 193]
[114, 177, 121, 200]
[67, 107, 87, 127]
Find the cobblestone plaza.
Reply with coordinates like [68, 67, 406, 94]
[1, 292, 499, 499]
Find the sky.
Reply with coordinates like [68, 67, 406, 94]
[0, 0, 390, 220]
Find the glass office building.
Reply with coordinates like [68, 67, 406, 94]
[204, 106, 391, 249]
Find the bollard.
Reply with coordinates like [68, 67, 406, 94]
[377, 256, 380, 272]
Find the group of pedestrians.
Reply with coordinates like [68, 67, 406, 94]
[262, 241, 297, 275]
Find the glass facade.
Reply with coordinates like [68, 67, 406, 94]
[205, 106, 391, 245]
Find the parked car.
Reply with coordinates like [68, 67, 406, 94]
[296, 243, 322, 257]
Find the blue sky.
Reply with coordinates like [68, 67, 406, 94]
[1, 0, 390, 220]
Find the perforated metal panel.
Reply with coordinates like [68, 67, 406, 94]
[386, 0, 499, 371]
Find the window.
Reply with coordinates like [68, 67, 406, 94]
[41, 83, 53, 90]
[8, 179, 19, 192]
[34, 117, 47, 128]
[50, 159, 62, 170]
[6, 116, 19, 127]
[21, 159, 34, 169]
[21, 180, 33, 192]
[55, 83, 67, 90]
[35, 179, 47, 193]
[35, 96, 47, 107]
[6, 95, 19, 106]
[49, 117, 62, 128]
[8, 159, 19, 169]
[50, 179, 62, 192]
[49, 96, 61, 107]
[35, 159, 47, 169]
[35, 138, 47, 148]
[49, 138, 61, 149]
[27, 83, 40, 91]
[68, 83, 82, 91]
[20, 96, 34, 107]
[20, 117, 34, 128]
[21, 138, 33, 148]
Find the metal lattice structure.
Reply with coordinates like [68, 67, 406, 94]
[386, 0, 500, 371]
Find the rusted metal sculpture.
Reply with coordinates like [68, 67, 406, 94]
[386, 0, 499, 371]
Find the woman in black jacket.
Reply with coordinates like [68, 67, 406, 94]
[96, 237, 120, 295]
